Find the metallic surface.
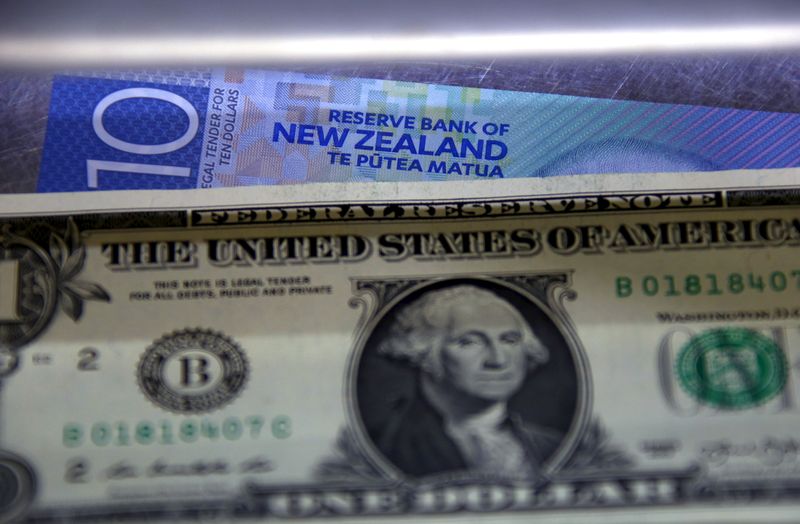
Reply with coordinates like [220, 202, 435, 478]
[2, 0, 799, 38]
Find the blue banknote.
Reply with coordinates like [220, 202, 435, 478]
[37, 68, 800, 192]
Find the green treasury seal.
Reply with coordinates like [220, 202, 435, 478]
[677, 328, 786, 409]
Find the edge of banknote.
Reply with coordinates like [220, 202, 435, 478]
[2, 167, 800, 216]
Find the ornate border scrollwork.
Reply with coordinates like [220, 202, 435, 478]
[561, 419, 635, 472]
[0, 218, 110, 378]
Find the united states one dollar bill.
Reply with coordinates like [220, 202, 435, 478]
[1, 182, 800, 522]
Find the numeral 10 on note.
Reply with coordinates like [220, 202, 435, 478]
[39, 76, 209, 192]
[86, 88, 199, 188]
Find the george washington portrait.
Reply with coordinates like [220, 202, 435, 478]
[356, 280, 579, 481]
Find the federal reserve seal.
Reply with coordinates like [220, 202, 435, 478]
[138, 329, 248, 413]
[677, 328, 786, 410]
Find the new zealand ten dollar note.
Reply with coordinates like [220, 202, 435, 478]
[17, 68, 800, 193]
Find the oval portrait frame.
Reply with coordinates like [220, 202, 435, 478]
[344, 273, 592, 483]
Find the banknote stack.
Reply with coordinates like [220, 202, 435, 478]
[2, 68, 800, 523]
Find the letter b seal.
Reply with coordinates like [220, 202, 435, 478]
[138, 329, 248, 413]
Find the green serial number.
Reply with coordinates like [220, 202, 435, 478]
[616, 271, 800, 298]
[63, 415, 291, 448]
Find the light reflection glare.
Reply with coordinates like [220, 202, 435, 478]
[1, 26, 799, 65]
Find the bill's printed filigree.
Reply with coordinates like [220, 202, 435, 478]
[0, 218, 109, 358]
[46, 219, 110, 321]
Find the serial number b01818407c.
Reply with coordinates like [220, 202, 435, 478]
[62, 415, 292, 448]
[616, 270, 800, 298]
